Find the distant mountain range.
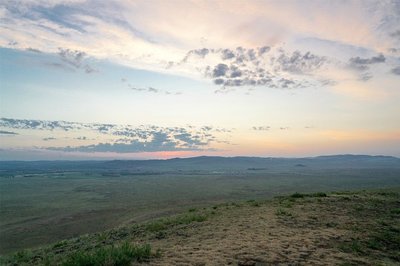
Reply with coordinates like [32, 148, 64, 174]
[1, 155, 399, 174]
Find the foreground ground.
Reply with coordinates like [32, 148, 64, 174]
[2, 166, 400, 254]
[1, 188, 399, 265]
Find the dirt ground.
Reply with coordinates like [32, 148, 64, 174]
[144, 192, 399, 265]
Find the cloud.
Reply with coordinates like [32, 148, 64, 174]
[83, 64, 97, 73]
[174, 132, 208, 146]
[48, 129, 213, 153]
[130, 87, 146, 92]
[391, 66, 400, 75]
[347, 54, 386, 81]
[147, 86, 158, 93]
[221, 49, 235, 60]
[349, 54, 386, 67]
[49, 138, 205, 153]
[1, 0, 398, 80]
[390, 30, 400, 40]
[26, 47, 42, 53]
[177, 46, 328, 90]
[0, 130, 18, 135]
[181, 48, 210, 62]
[53, 48, 97, 73]
[58, 48, 86, 68]
[43, 137, 56, 141]
[388, 48, 400, 54]
[359, 72, 373, 82]
[125, 78, 182, 95]
[274, 51, 326, 74]
[7, 40, 18, 46]
[212, 64, 229, 78]
[0, 118, 75, 131]
[252, 126, 270, 131]
[129, 85, 181, 95]
[1, 118, 231, 153]
[1, 0, 397, 95]
[45, 62, 74, 72]
[319, 79, 338, 86]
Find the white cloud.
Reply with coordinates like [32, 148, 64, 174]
[1, 0, 399, 88]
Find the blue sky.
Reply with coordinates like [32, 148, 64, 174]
[0, 0, 399, 160]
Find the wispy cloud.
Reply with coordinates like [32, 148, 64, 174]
[0, 130, 18, 135]
[252, 126, 270, 131]
[390, 30, 400, 40]
[56, 48, 97, 73]
[129, 85, 181, 95]
[347, 54, 387, 81]
[348, 54, 386, 71]
[26, 47, 42, 53]
[391, 66, 400, 75]
[121, 78, 182, 95]
[42, 137, 56, 141]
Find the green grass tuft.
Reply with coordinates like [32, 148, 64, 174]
[247, 200, 261, 207]
[311, 192, 327, 197]
[338, 240, 363, 254]
[145, 213, 207, 233]
[290, 192, 305, 198]
[62, 242, 151, 266]
[390, 208, 400, 215]
[275, 208, 292, 217]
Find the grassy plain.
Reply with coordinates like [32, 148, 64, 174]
[0, 156, 399, 255]
[1, 188, 399, 265]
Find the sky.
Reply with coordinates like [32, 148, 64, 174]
[0, 0, 400, 160]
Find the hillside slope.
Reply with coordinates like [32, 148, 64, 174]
[1, 188, 399, 265]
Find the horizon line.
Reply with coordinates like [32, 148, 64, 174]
[1, 153, 398, 162]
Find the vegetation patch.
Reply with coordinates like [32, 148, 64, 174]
[338, 239, 364, 254]
[275, 208, 292, 217]
[145, 213, 208, 233]
[279, 199, 293, 208]
[333, 189, 400, 263]
[290, 192, 305, 198]
[246, 199, 261, 207]
[1, 242, 153, 266]
[390, 208, 400, 215]
[62, 242, 151, 266]
[290, 192, 327, 198]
